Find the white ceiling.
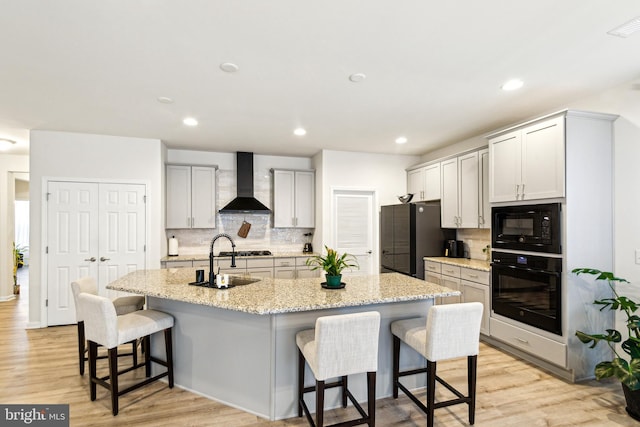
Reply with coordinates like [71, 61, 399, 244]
[1, 1, 639, 157]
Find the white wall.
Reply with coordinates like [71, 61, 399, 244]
[313, 149, 420, 267]
[29, 131, 164, 327]
[0, 154, 29, 300]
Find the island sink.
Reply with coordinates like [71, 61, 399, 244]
[190, 275, 261, 288]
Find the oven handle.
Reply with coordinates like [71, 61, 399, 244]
[491, 263, 561, 276]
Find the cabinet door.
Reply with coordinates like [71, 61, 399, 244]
[425, 272, 441, 285]
[521, 116, 565, 200]
[424, 163, 441, 201]
[166, 165, 192, 228]
[294, 171, 315, 228]
[274, 268, 296, 279]
[489, 130, 521, 203]
[458, 151, 479, 228]
[478, 149, 490, 229]
[440, 158, 459, 228]
[297, 268, 320, 278]
[462, 279, 490, 335]
[247, 268, 273, 279]
[273, 170, 295, 227]
[407, 168, 425, 201]
[438, 275, 461, 305]
[191, 166, 217, 228]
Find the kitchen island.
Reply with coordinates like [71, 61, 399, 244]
[107, 269, 459, 420]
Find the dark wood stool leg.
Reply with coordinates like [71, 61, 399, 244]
[298, 350, 305, 417]
[165, 328, 174, 388]
[108, 347, 119, 416]
[426, 360, 436, 427]
[392, 335, 400, 398]
[144, 335, 151, 377]
[316, 380, 325, 427]
[468, 355, 477, 425]
[367, 371, 376, 426]
[88, 340, 98, 401]
[341, 375, 348, 408]
[132, 340, 138, 367]
[77, 321, 85, 375]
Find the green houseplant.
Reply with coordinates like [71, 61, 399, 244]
[574, 268, 640, 420]
[306, 246, 359, 287]
[12, 242, 26, 294]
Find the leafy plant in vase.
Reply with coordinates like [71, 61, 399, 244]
[573, 268, 640, 420]
[306, 246, 359, 287]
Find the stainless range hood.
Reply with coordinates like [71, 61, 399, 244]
[219, 152, 271, 213]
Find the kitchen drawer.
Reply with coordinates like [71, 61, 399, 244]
[424, 261, 441, 274]
[246, 268, 273, 279]
[441, 264, 461, 278]
[164, 260, 193, 268]
[490, 317, 566, 367]
[460, 267, 489, 284]
[274, 257, 295, 268]
[193, 260, 210, 268]
[246, 258, 274, 268]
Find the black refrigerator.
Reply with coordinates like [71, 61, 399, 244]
[380, 202, 455, 279]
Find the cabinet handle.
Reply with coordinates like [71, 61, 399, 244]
[521, 183, 525, 199]
[478, 215, 483, 225]
[468, 274, 479, 278]
[515, 337, 529, 344]
[515, 184, 520, 200]
[100, 257, 111, 262]
[84, 257, 96, 262]
[444, 269, 454, 274]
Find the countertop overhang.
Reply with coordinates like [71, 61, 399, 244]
[107, 269, 459, 315]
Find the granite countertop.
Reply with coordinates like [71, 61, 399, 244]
[161, 252, 318, 262]
[423, 257, 491, 272]
[107, 269, 459, 315]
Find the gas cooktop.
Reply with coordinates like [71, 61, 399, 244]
[218, 250, 272, 257]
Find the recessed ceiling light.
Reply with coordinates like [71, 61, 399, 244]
[293, 128, 307, 136]
[157, 96, 174, 104]
[0, 138, 16, 151]
[395, 136, 408, 144]
[349, 73, 366, 83]
[501, 79, 524, 91]
[607, 16, 640, 38]
[220, 62, 239, 73]
[183, 117, 198, 126]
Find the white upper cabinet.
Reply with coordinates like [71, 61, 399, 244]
[166, 165, 216, 229]
[273, 169, 315, 228]
[478, 148, 490, 229]
[441, 152, 479, 228]
[489, 115, 565, 202]
[406, 163, 440, 201]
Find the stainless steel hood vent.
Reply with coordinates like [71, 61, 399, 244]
[219, 152, 271, 213]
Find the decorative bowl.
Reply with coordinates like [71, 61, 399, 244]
[397, 193, 414, 204]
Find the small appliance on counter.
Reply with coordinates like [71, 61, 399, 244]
[445, 239, 464, 258]
[303, 232, 313, 253]
[168, 235, 179, 256]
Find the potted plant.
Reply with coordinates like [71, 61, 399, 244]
[306, 246, 359, 287]
[12, 242, 26, 294]
[573, 268, 640, 420]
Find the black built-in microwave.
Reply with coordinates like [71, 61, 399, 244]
[491, 203, 561, 254]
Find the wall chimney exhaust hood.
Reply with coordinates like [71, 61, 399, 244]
[219, 152, 271, 213]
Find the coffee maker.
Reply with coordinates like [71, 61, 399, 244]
[303, 233, 313, 253]
[445, 240, 464, 258]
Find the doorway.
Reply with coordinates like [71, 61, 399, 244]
[331, 189, 377, 276]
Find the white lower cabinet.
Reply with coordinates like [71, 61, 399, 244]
[162, 256, 321, 279]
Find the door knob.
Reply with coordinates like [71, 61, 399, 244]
[366, 250, 373, 254]
[84, 257, 96, 262]
[100, 257, 110, 262]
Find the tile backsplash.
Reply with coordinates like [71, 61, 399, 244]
[457, 228, 491, 261]
[166, 168, 313, 255]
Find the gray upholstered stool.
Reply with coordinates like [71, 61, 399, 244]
[71, 277, 145, 375]
[296, 311, 380, 427]
[391, 302, 483, 427]
[77, 292, 174, 416]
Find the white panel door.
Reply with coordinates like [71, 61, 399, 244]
[191, 166, 217, 228]
[458, 151, 479, 228]
[294, 171, 315, 228]
[98, 183, 147, 299]
[521, 116, 565, 200]
[440, 158, 459, 228]
[166, 165, 191, 228]
[47, 182, 100, 326]
[489, 130, 521, 202]
[332, 190, 375, 276]
[273, 170, 295, 227]
[47, 181, 147, 325]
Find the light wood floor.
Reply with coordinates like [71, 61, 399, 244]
[1, 275, 636, 426]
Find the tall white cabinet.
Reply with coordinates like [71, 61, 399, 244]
[166, 165, 217, 229]
[441, 151, 479, 228]
[272, 169, 315, 228]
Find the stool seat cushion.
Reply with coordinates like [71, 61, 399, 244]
[78, 293, 174, 349]
[113, 296, 145, 315]
[296, 311, 380, 381]
[390, 317, 428, 356]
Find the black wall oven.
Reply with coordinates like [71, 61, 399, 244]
[492, 203, 561, 254]
[491, 251, 562, 335]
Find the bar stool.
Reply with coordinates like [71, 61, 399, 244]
[391, 302, 483, 427]
[71, 277, 145, 375]
[296, 311, 380, 427]
[77, 292, 175, 416]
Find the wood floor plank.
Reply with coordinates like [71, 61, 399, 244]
[1, 278, 637, 426]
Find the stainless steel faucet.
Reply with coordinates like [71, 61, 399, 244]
[209, 233, 237, 287]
